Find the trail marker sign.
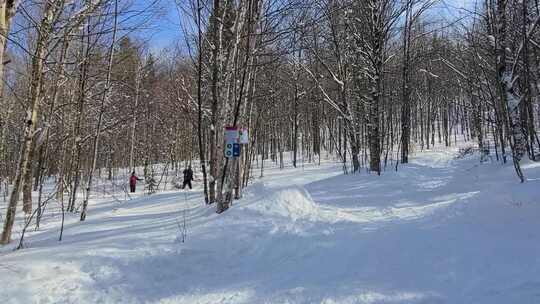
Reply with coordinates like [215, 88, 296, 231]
[239, 128, 249, 144]
[225, 127, 238, 144]
[225, 127, 238, 158]
[224, 126, 248, 158]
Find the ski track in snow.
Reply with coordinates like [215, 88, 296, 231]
[1, 144, 540, 304]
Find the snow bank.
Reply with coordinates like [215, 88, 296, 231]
[244, 182, 477, 230]
[244, 185, 327, 222]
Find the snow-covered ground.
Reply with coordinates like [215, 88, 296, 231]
[1, 144, 540, 304]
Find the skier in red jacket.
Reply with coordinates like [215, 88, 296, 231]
[129, 171, 142, 193]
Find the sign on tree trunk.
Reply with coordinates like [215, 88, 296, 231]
[225, 127, 238, 158]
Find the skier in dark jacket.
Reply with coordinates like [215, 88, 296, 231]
[129, 171, 143, 193]
[182, 166, 193, 190]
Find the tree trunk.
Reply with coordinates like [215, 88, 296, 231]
[196, 0, 209, 204]
[400, 1, 412, 164]
[496, 0, 525, 182]
[1, 1, 53, 244]
[80, 0, 118, 221]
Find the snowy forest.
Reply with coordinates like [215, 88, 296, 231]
[1, 0, 540, 303]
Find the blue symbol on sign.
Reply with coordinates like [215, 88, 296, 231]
[233, 143, 241, 157]
[225, 143, 233, 158]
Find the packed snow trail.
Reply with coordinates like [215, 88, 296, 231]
[1, 144, 540, 304]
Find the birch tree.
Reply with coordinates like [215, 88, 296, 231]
[1, 0, 57, 244]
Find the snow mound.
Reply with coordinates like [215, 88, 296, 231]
[245, 183, 471, 228]
[246, 185, 329, 222]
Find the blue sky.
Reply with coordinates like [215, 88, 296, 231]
[133, 0, 184, 51]
[142, 0, 475, 51]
